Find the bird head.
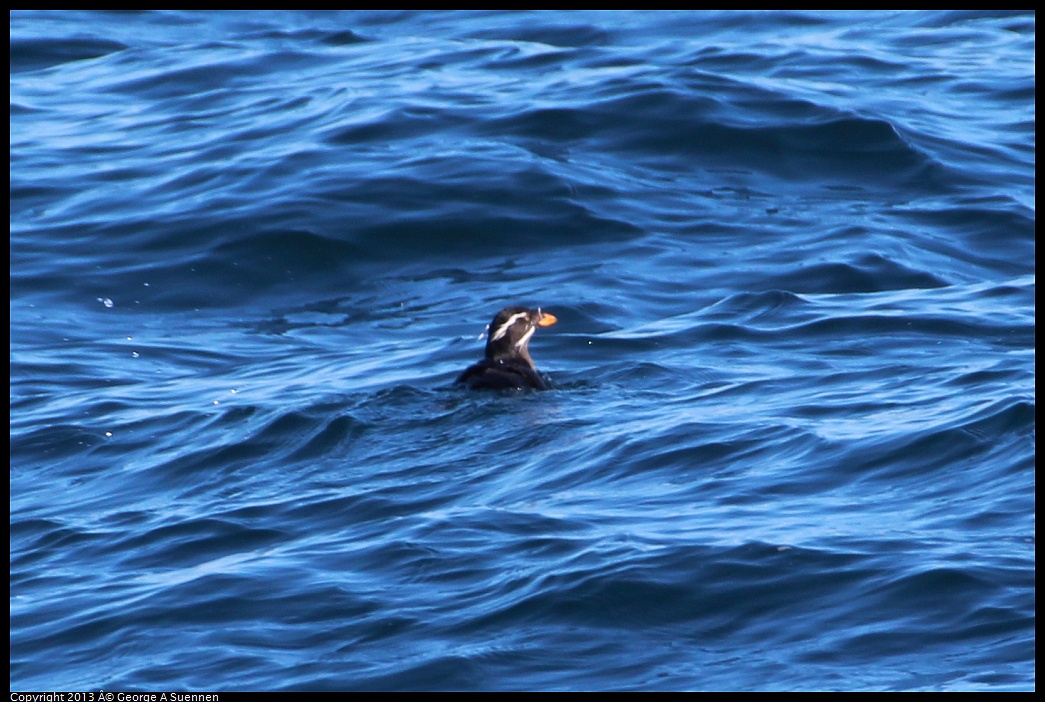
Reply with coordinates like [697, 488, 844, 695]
[484, 306, 557, 368]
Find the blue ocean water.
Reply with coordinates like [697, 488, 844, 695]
[9, 10, 1034, 691]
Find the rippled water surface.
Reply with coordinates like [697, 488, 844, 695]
[10, 10, 1034, 691]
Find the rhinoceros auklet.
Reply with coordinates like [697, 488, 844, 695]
[455, 306, 557, 390]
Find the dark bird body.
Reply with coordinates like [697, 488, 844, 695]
[456, 306, 557, 390]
